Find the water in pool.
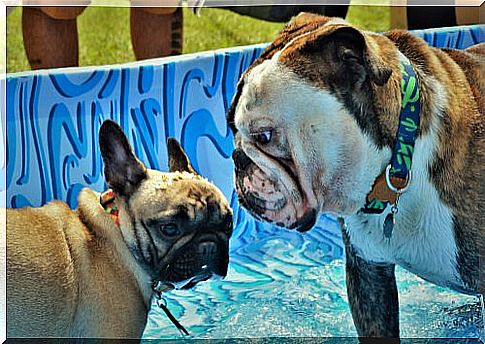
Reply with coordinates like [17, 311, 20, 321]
[143, 203, 483, 341]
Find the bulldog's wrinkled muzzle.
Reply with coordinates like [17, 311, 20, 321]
[233, 148, 317, 232]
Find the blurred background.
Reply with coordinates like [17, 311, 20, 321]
[6, 3, 390, 73]
[5, 2, 481, 72]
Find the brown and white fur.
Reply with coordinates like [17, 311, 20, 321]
[6, 120, 233, 339]
[228, 13, 484, 339]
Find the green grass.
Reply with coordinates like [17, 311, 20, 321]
[7, 5, 389, 73]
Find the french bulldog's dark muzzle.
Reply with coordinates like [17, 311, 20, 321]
[161, 233, 230, 289]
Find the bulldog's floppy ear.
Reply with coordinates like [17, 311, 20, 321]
[167, 137, 197, 174]
[302, 26, 392, 86]
[99, 120, 148, 197]
[226, 13, 335, 134]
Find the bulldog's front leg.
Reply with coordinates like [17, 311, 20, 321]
[342, 224, 400, 342]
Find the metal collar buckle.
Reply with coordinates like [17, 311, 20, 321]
[385, 164, 412, 194]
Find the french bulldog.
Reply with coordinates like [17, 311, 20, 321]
[6, 120, 233, 339]
[228, 13, 483, 340]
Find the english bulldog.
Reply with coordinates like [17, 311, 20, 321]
[6, 120, 233, 339]
[228, 13, 484, 340]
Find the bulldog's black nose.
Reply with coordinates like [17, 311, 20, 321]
[232, 149, 252, 170]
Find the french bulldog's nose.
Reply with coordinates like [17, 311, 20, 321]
[198, 241, 218, 256]
[232, 149, 252, 170]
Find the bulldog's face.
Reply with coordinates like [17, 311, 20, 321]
[229, 14, 398, 231]
[99, 120, 232, 289]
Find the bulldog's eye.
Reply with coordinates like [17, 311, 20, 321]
[251, 130, 273, 145]
[160, 223, 180, 238]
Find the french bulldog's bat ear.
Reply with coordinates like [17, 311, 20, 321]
[167, 137, 197, 174]
[99, 120, 148, 197]
[303, 26, 392, 86]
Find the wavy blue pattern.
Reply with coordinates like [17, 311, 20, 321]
[3, 25, 483, 340]
[98, 70, 120, 99]
[47, 102, 89, 200]
[179, 55, 223, 120]
[413, 24, 484, 50]
[181, 109, 233, 172]
[4, 25, 484, 208]
[138, 65, 154, 94]
[29, 76, 52, 205]
[50, 72, 105, 98]
[5, 78, 17, 192]
[17, 83, 30, 186]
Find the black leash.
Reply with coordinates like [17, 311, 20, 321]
[157, 300, 190, 336]
[152, 281, 190, 336]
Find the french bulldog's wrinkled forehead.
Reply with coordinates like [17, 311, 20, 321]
[131, 169, 230, 212]
[147, 170, 205, 190]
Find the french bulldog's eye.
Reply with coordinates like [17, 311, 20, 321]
[160, 223, 180, 238]
[251, 130, 273, 145]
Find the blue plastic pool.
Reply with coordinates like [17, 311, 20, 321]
[4, 24, 484, 341]
[143, 213, 482, 340]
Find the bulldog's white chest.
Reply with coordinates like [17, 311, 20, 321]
[344, 181, 464, 292]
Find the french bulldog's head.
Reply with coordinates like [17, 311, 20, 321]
[99, 120, 233, 289]
[229, 14, 398, 232]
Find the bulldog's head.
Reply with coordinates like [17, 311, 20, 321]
[99, 120, 233, 289]
[229, 14, 401, 232]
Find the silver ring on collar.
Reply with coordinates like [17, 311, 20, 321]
[385, 164, 412, 194]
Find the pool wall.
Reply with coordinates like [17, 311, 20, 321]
[3, 24, 484, 249]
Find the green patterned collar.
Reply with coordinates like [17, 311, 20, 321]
[360, 52, 421, 236]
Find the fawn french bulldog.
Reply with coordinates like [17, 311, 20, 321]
[7, 120, 233, 338]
